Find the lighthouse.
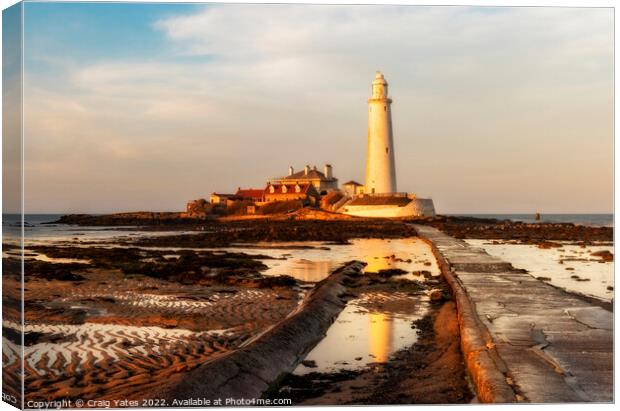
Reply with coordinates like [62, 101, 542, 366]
[340, 72, 435, 217]
[365, 71, 397, 194]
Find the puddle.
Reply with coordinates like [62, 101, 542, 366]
[467, 240, 614, 301]
[27, 253, 92, 265]
[294, 292, 428, 374]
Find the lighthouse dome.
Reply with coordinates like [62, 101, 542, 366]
[372, 71, 388, 86]
[371, 71, 388, 99]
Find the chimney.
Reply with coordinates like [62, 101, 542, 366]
[324, 164, 332, 179]
[288, 166, 294, 176]
[304, 165, 310, 176]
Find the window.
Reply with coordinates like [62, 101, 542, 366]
[386, 147, 389, 154]
[384, 106, 386, 111]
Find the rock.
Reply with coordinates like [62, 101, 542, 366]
[366, 268, 408, 277]
[537, 241, 563, 249]
[411, 270, 433, 278]
[430, 289, 444, 302]
[301, 360, 317, 368]
[591, 250, 613, 262]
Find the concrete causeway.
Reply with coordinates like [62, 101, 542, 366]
[414, 225, 613, 403]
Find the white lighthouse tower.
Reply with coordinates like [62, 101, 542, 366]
[365, 71, 397, 194]
[339, 71, 435, 217]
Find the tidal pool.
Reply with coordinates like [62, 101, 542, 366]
[294, 292, 429, 374]
[466, 240, 614, 301]
[224, 237, 440, 282]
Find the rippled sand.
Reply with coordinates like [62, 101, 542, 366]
[4, 266, 302, 403]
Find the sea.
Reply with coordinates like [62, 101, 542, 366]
[1, 214, 197, 244]
[447, 214, 614, 227]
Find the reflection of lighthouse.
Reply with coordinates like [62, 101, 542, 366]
[357, 238, 397, 273]
[368, 312, 393, 362]
[365, 71, 397, 194]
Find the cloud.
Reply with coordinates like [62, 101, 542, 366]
[22, 4, 613, 213]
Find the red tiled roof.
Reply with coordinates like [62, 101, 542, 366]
[235, 189, 264, 200]
[265, 183, 314, 196]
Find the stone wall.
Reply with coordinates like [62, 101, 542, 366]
[341, 198, 435, 218]
[412, 198, 436, 217]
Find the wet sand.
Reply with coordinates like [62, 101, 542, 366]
[4, 214, 610, 406]
[4, 224, 473, 406]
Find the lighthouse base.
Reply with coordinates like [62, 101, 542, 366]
[338, 194, 435, 218]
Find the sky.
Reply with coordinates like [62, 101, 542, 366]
[4, 2, 614, 213]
